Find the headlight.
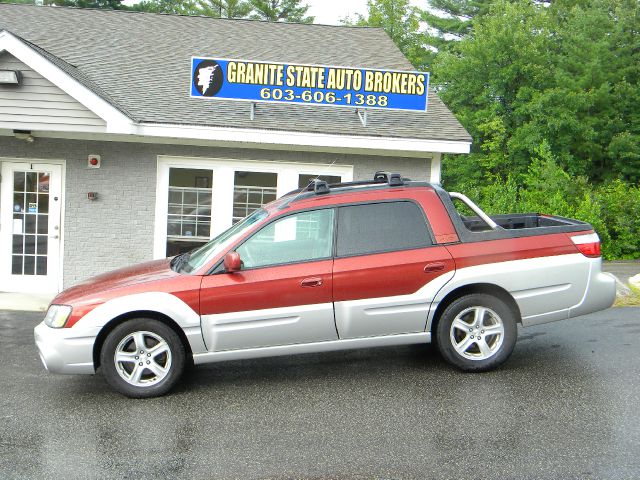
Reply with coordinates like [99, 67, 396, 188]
[43, 305, 73, 328]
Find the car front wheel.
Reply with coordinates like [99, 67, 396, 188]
[435, 293, 517, 372]
[100, 318, 186, 398]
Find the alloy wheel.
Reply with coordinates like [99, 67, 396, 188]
[114, 330, 172, 387]
[449, 306, 505, 361]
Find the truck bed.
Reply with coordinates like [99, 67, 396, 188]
[432, 186, 593, 242]
[461, 213, 582, 232]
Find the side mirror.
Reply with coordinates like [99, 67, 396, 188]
[223, 252, 242, 273]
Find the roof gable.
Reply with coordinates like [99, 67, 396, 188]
[0, 29, 132, 133]
[0, 49, 106, 133]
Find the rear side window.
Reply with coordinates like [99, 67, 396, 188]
[336, 201, 432, 257]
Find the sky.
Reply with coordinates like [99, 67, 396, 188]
[306, 0, 369, 25]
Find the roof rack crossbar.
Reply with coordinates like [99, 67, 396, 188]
[313, 179, 330, 195]
[373, 171, 404, 186]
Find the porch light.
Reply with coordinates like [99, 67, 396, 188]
[0, 70, 21, 85]
[13, 130, 35, 143]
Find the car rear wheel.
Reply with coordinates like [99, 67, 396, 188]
[100, 318, 186, 398]
[435, 293, 517, 372]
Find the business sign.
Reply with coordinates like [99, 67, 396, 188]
[190, 57, 429, 112]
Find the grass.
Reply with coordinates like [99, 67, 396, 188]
[615, 283, 640, 307]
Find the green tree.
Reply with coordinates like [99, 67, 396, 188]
[343, 0, 432, 69]
[199, 0, 252, 18]
[248, 0, 313, 23]
[131, 0, 200, 14]
[438, 0, 640, 185]
[44, 0, 126, 8]
[422, 0, 495, 52]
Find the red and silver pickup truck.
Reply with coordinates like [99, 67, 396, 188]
[35, 172, 616, 397]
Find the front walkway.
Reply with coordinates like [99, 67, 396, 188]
[0, 292, 55, 312]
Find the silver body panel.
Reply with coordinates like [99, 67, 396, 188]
[35, 254, 616, 375]
[200, 303, 338, 351]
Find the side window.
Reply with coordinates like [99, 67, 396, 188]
[336, 201, 432, 257]
[236, 209, 334, 269]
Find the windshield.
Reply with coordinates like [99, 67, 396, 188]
[179, 208, 269, 273]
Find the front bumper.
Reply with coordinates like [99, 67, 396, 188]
[34, 322, 96, 374]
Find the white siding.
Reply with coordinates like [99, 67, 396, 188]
[0, 52, 107, 132]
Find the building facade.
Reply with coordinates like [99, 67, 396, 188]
[0, 5, 470, 294]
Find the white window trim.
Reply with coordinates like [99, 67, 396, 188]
[153, 155, 353, 259]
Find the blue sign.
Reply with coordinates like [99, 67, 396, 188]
[190, 58, 429, 112]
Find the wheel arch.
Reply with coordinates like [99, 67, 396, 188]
[92, 310, 194, 370]
[429, 283, 522, 335]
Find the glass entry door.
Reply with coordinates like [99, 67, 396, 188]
[0, 162, 63, 293]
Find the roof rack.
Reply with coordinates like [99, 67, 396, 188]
[278, 172, 409, 210]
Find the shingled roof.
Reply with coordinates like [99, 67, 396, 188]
[0, 4, 471, 143]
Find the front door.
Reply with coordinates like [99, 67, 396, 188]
[199, 208, 338, 352]
[0, 162, 63, 293]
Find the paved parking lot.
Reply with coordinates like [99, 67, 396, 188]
[1, 308, 639, 479]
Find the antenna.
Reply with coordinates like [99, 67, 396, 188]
[278, 159, 338, 210]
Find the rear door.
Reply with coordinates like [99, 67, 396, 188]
[199, 208, 338, 351]
[333, 201, 455, 338]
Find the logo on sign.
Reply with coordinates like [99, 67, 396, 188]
[192, 59, 224, 97]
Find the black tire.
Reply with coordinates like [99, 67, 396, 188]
[100, 318, 186, 398]
[435, 293, 517, 372]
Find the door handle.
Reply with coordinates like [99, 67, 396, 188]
[49, 235, 59, 239]
[424, 262, 446, 273]
[301, 277, 323, 288]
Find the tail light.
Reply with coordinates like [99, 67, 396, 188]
[571, 232, 601, 258]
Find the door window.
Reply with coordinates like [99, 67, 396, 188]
[237, 209, 334, 269]
[11, 171, 50, 275]
[336, 202, 432, 257]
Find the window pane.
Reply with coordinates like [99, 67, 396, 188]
[25, 214, 36, 234]
[37, 236, 48, 255]
[23, 255, 35, 275]
[36, 256, 47, 276]
[298, 174, 342, 189]
[337, 202, 431, 257]
[12, 256, 22, 275]
[233, 171, 277, 224]
[13, 193, 24, 213]
[37, 214, 48, 234]
[166, 239, 208, 257]
[13, 172, 25, 192]
[26, 172, 38, 192]
[237, 209, 334, 269]
[39, 194, 49, 214]
[25, 235, 36, 255]
[12, 235, 23, 255]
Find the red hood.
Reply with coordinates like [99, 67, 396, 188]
[53, 258, 176, 305]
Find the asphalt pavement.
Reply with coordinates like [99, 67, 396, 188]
[1, 307, 639, 480]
